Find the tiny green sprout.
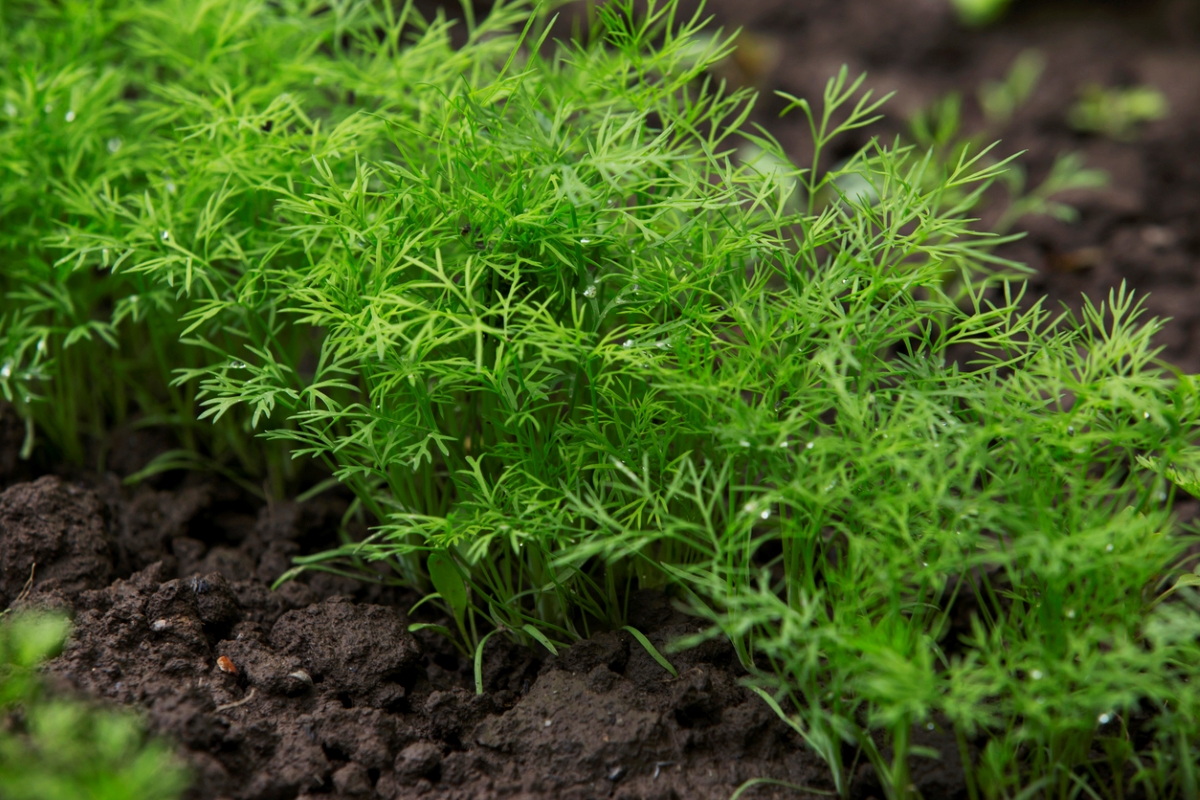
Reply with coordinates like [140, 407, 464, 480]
[951, 0, 1014, 26]
[1069, 84, 1170, 140]
[978, 49, 1046, 125]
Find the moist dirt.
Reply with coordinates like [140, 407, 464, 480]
[4, 2, 1200, 799]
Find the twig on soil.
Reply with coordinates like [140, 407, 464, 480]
[1, 563, 38, 617]
[215, 688, 256, 713]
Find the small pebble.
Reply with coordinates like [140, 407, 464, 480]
[288, 669, 314, 686]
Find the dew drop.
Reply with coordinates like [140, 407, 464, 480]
[0, 361, 11, 379]
[101, 247, 109, 263]
[583, 285, 597, 298]
[1067, 426, 1074, 434]
[579, 238, 591, 244]
[166, 181, 177, 194]
[622, 339, 634, 349]
[64, 109, 76, 122]
[1105, 543, 1114, 552]
[1144, 412, 1150, 419]
[760, 510, 771, 520]
[4, 101, 16, 117]
[1098, 713, 1111, 725]
[805, 442, 814, 450]
[656, 339, 668, 349]
[926, 723, 935, 731]
[739, 440, 750, 448]
[229, 360, 247, 369]
[1030, 669, 1043, 681]
[36, 339, 46, 354]
[779, 441, 788, 448]
[1066, 609, 1076, 619]
[160, 230, 170, 241]
[43, 103, 53, 114]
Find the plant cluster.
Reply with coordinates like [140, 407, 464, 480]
[0, 610, 189, 799]
[3, 2, 1200, 799]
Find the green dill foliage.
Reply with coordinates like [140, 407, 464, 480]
[6, 1, 1200, 798]
[0, 611, 189, 800]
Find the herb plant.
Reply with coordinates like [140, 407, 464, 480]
[0, 611, 189, 800]
[5, 1, 1200, 799]
[1069, 84, 1170, 141]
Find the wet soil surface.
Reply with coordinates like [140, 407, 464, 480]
[6, 2, 1200, 799]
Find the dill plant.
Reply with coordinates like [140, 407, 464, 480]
[6, 0, 1200, 797]
[0, 611, 189, 799]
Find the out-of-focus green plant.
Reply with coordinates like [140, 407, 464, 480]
[978, 49, 1045, 126]
[951, 0, 1013, 27]
[1069, 84, 1170, 141]
[909, 49, 1109, 235]
[0, 611, 190, 800]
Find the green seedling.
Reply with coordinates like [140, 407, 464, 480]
[979, 49, 1045, 126]
[951, 0, 1014, 26]
[0, 611, 189, 799]
[910, 50, 1109, 235]
[1069, 84, 1170, 140]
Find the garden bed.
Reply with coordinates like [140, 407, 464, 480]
[4, 1, 1200, 799]
[3, 450, 830, 799]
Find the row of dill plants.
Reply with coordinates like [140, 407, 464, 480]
[3, 1, 1200, 797]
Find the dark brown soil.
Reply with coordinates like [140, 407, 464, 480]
[2, 466, 833, 800]
[5, 3, 1200, 800]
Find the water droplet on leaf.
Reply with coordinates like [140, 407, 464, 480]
[64, 109, 75, 122]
